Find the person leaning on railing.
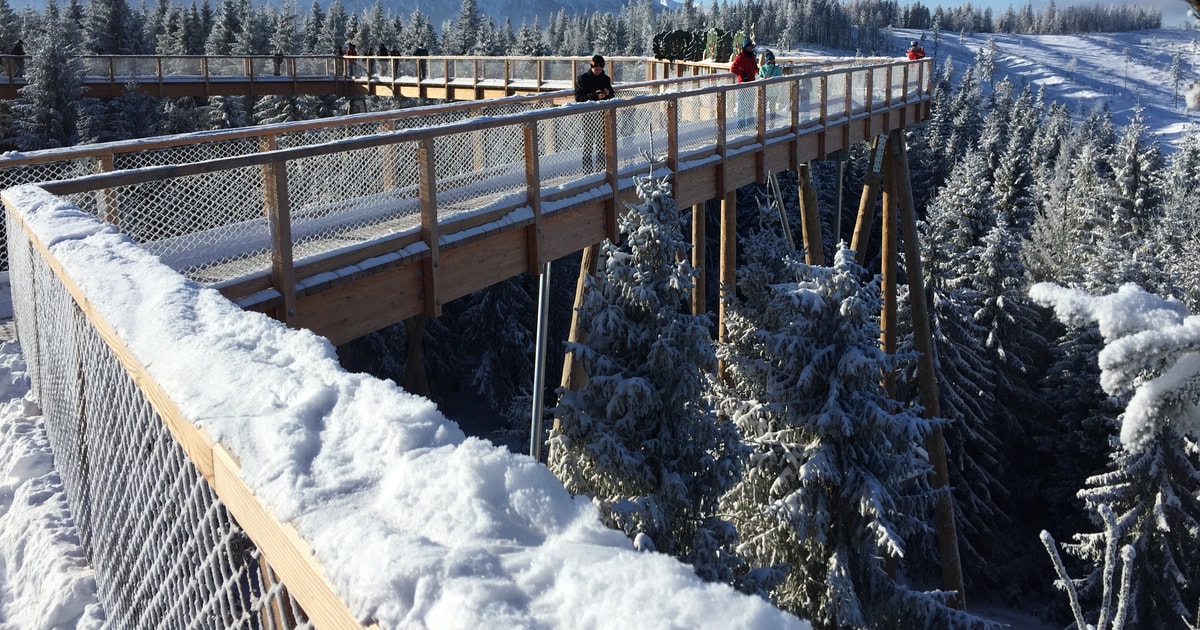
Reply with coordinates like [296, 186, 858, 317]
[574, 54, 616, 172]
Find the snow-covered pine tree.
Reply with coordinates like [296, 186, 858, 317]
[1154, 133, 1200, 310]
[11, 6, 84, 151]
[547, 175, 744, 582]
[1031, 283, 1200, 630]
[713, 204, 991, 627]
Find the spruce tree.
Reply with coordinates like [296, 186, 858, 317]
[12, 11, 84, 150]
[1032, 283, 1200, 630]
[547, 176, 744, 582]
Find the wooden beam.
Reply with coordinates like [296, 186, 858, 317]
[691, 202, 706, 317]
[604, 107, 619, 244]
[417, 137, 443, 317]
[717, 190, 736, 382]
[851, 134, 887, 265]
[879, 153, 898, 397]
[888, 127, 966, 611]
[558, 242, 601, 405]
[797, 162, 823, 266]
[523, 121, 544, 273]
[260, 135, 297, 325]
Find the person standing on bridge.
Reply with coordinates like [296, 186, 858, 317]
[11, 40, 24, 78]
[730, 39, 758, 130]
[906, 40, 925, 60]
[345, 43, 358, 76]
[574, 54, 616, 172]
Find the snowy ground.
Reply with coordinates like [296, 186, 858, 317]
[886, 27, 1200, 151]
[2, 27, 1199, 629]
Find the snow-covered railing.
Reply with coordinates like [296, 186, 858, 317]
[9, 57, 930, 326]
[2, 184, 805, 629]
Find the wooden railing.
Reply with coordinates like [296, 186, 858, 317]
[0, 53, 873, 100]
[22, 58, 932, 342]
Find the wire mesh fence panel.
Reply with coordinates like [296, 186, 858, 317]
[795, 76, 820, 126]
[207, 57, 247, 78]
[433, 122, 527, 221]
[849, 69, 869, 116]
[80, 57, 113, 79]
[826, 73, 849, 120]
[287, 140, 424, 262]
[114, 137, 260, 171]
[541, 60, 575, 85]
[7, 217, 312, 629]
[111, 57, 159, 79]
[725, 84, 759, 141]
[764, 82, 791, 132]
[616, 99, 668, 174]
[161, 56, 206, 77]
[61, 163, 270, 283]
[675, 92, 718, 158]
[872, 67, 890, 109]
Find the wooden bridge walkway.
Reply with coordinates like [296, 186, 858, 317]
[2, 55, 931, 344]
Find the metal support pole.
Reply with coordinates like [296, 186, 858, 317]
[529, 262, 552, 461]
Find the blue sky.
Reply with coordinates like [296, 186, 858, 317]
[971, 0, 1194, 27]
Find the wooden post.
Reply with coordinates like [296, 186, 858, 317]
[523, 121, 544, 273]
[887, 127, 966, 610]
[557, 243, 601, 421]
[879, 156, 897, 398]
[717, 190, 736, 382]
[96, 154, 119, 227]
[403, 315, 430, 396]
[417, 137, 442, 317]
[851, 134, 887, 265]
[797, 162, 823, 266]
[603, 107, 619, 243]
[259, 135, 296, 325]
[691, 202, 706, 317]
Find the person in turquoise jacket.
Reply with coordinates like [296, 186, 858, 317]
[757, 50, 782, 79]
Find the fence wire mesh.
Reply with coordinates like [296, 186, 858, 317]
[6, 213, 311, 629]
[1, 60, 928, 285]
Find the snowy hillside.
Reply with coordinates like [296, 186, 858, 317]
[887, 27, 1200, 150]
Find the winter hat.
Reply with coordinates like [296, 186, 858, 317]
[910, 40, 919, 47]
[742, 39, 754, 50]
[764, 51, 775, 62]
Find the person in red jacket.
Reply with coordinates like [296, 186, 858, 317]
[730, 39, 758, 83]
[906, 40, 926, 60]
[730, 39, 758, 131]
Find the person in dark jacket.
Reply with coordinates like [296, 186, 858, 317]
[574, 54, 616, 172]
[574, 54, 614, 102]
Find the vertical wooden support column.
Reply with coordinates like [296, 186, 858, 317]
[260, 135, 297, 325]
[418, 137, 443, 317]
[797, 162, 823, 266]
[523, 121, 544, 273]
[717, 190, 736, 381]
[96, 154, 119, 226]
[403, 315, 430, 396]
[557, 243, 601, 422]
[666, 100, 679, 182]
[851, 134, 888, 265]
[879, 156, 898, 397]
[603, 107, 619, 243]
[887, 127, 966, 610]
[691, 202, 706, 317]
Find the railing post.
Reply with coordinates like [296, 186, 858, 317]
[603, 106, 619, 243]
[259, 135, 297, 325]
[756, 83, 767, 181]
[864, 67, 874, 138]
[156, 56, 164, 98]
[523, 121, 544, 273]
[381, 120, 397, 191]
[417, 137, 443, 318]
[96, 154, 119, 227]
[666, 100, 679, 190]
